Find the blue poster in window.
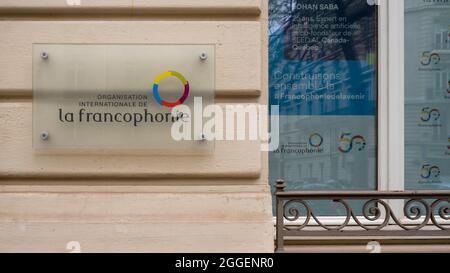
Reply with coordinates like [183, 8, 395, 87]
[269, 0, 378, 215]
[269, 0, 377, 116]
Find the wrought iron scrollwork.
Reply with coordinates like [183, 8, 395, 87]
[282, 197, 449, 232]
[275, 179, 450, 252]
[352, 199, 390, 230]
[430, 199, 450, 230]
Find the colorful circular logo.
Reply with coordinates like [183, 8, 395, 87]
[152, 71, 190, 108]
[309, 133, 323, 148]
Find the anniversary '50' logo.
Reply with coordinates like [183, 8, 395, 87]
[338, 133, 366, 153]
[419, 164, 441, 184]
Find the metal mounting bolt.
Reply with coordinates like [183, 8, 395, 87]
[40, 131, 49, 141]
[41, 52, 49, 60]
[199, 52, 208, 61]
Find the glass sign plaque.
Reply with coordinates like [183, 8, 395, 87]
[33, 44, 215, 153]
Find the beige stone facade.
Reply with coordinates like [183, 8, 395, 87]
[0, 0, 274, 253]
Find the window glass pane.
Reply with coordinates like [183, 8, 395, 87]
[269, 0, 378, 215]
[405, 0, 450, 190]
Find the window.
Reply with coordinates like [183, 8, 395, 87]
[404, 0, 450, 190]
[269, 0, 449, 215]
[269, 0, 379, 214]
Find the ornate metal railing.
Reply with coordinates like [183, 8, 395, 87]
[275, 179, 450, 252]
